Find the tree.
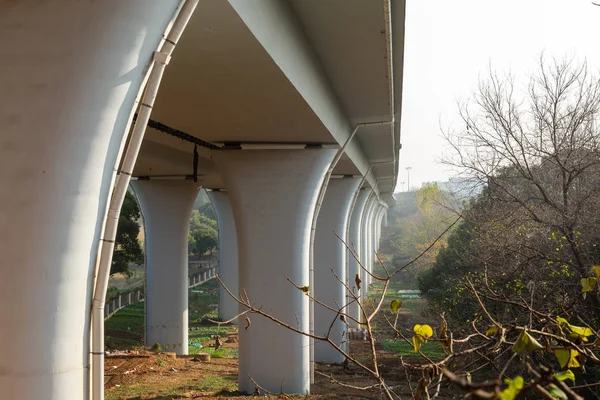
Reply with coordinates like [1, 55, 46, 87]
[188, 211, 218, 256]
[215, 57, 600, 399]
[111, 191, 144, 277]
[381, 184, 458, 283]
[441, 56, 600, 315]
[220, 224, 599, 399]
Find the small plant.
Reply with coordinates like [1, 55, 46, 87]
[150, 342, 162, 353]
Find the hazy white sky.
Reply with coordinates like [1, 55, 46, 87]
[397, 0, 600, 191]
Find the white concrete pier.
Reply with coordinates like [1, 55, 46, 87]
[207, 190, 239, 324]
[213, 149, 336, 394]
[314, 177, 360, 362]
[133, 180, 201, 355]
[0, 2, 178, 398]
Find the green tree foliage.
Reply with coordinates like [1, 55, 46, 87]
[211, 57, 600, 400]
[418, 217, 476, 315]
[381, 184, 458, 283]
[423, 57, 600, 325]
[188, 211, 218, 256]
[111, 191, 144, 277]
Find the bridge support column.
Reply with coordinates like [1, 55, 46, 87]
[314, 177, 360, 362]
[347, 189, 371, 327]
[0, 2, 178, 399]
[132, 180, 201, 355]
[207, 190, 239, 324]
[375, 207, 386, 257]
[368, 203, 383, 284]
[213, 149, 336, 395]
[361, 195, 377, 290]
[372, 205, 383, 270]
[370, 204, 384, 283]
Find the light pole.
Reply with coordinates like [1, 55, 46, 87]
[405, 167, 412, 192]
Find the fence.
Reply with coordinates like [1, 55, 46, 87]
[104, 265, 218, 319]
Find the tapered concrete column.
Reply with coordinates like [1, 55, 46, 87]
[370, 205, 384, 279]
[372, 206, 382, 256]
[0, 3, 178, 399]
[207, 190, 239, 324]
[213, 149, 336, 394]
[346, 189, 371, 327]
[361, 196, 377, 289]
[366, 204, 377, 285]
[374, 208, 382, 255]
[372, 206, 384, 269]
[132, 180, 201, 355]
[376, 207, 387, 252]
[314, 177, 360, 362]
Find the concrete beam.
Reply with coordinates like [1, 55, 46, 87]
[227, 0, 380, 197]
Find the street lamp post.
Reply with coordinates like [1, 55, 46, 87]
[405, 167, 412, 192]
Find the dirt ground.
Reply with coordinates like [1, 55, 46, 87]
[105, 336, 418, 400]
[105, 272, 436, 399]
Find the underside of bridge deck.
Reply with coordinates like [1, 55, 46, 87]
[0, 0, 404, 398]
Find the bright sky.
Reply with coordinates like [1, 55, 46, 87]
[397, 0, 600, 192]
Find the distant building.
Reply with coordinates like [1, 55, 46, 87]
[421, 176, 481, 200]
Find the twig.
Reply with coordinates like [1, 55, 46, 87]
[315, 370, 379, 391]
[391, 215, 462, 277]
[247, 374, 294, 399]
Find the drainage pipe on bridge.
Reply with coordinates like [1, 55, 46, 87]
[308, 0, 399, 381]
[308, 119, 393, 382]
[90, 1, 199, 399]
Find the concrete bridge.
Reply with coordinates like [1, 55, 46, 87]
[0, 1, 405, 399]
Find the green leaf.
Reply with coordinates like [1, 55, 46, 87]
[486, 325, 499, 336]
[414, 324, 434, 339]
[591, 266, 600, 279]
[553, 369, 575, 383]
[547, 384, 568, 400]
[512, 330, 544, 353]
[569, 325, 594, 341]
[412, 335, 425, 352]
[412, 324, 434, 353]
[498, 376, 524, 400]
[581, 277, 597, 299]
[554, 349, 580, 369]
[390, 299, 403, 314]
[556, 317, 594, 342]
